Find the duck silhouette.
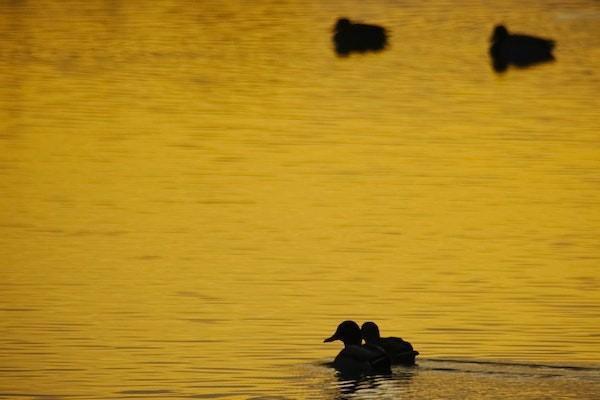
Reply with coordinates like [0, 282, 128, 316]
[361, 321, 419, 365]
[489, 24, 555, 72]
[333, 18, 388, 56]
[324, 320, 391, 378]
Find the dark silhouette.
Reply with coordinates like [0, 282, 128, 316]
[333, 18, 388, 56]
[324, 320, 391, 379]
[489, 24, 555, 72]
[361, 321, 419, 365]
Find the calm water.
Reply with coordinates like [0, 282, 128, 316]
[1, 0, 599, 398]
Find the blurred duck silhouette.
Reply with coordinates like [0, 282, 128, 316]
[361, 321, 419, 365]
[324, 320, 391, 378]
[489, 24, 555, 72]
[333, 18, 388, 56]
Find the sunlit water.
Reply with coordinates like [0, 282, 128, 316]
[1, 0, 599, 398]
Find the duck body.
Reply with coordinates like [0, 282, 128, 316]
[324, 320, 391, 379]
[333, 18, 388, 56]
[370, 337, 419, 365]
[332, 344, 391, 379]
[361, 321, 419, 366]
[489, 25, 555, 72]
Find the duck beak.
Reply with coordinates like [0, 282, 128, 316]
[323, 333, 340, 343]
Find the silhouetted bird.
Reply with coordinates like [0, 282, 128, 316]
[333, 18, 388, 56]
[361, 321, 419, 365]
[489, 24, 555, 72]
[324, 320, 391, 378]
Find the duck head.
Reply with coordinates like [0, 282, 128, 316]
[361, 321, 381, 344]
[334, 18, 352, 32]
[324, 320, 362, 346]
[491, 24, 509, 43]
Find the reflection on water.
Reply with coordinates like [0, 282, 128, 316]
[328, 360, 600, 400]
[0, 0, 599, 398]
[336, 360, 600, 400]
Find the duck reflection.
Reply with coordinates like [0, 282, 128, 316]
[333, 18, 388, 56]
[489, 24, 555, 72]
[334, 369, 414, 400]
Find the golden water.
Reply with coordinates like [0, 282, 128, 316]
[1, 1, 599, 398]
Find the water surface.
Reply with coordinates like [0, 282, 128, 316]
[1, 0, 599, 398]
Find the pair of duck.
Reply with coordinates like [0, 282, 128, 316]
[334, 18, 555, 72]
[324, 320, 419, 378]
